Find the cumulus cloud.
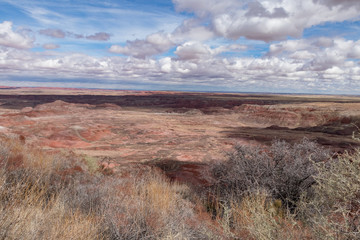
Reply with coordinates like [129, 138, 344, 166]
[2, 1, 360, 94]
[175, 42, 212, 60]
[109, 32, 174, 58]
[42, 43, 59, 49]
[1, 39, 360, 93]
[173, 0, 360, 42]
[0, 21, 33, 49]
[39, 28, 66, 38]
[109, 19, 216, 58]
[269, 39, 313, 56]
[174, 41, 240, 60]
[110, 0, 360, 60]
[172, 19, 214, 42]
[268, 37, 360, 71]
[86, 32, 111, 41]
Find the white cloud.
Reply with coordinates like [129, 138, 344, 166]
[159, 57, 172, 73]
[175, 42, 212, 60]
[172, 19, 214, 42]
[269, 39, 311, 55]
[109, 19, 216, 58]
[0, 21, 33, 49]
[110, 0, 360, 60]
[174, 41, 238, 60]
[1, 40, 360, 93]
[173, 0, 360, 42]
[268, 38, 360, 71]
[109, 32, 174, 58]
[1, 1, 360, 94]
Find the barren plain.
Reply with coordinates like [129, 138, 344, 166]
[1, 87, 360, 185]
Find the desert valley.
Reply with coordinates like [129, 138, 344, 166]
[1, 87, 359, 184]
[2, 0, 360, 238]
[1, 87, 359, 239]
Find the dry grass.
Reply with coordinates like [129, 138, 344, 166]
[231, 192, 311, 240]
[0, 193, 101, 240]
[100, 170, 216, 239]
[0, 135, 218, 239]
[298, 150, 360, 240]
[1, 134, 359, 239]
[204, 190, 312, 239]
[0, 135, 103, 240]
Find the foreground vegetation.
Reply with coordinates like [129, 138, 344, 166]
[0, 135, 359, 239]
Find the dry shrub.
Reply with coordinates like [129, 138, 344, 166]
[212, 138, 330, 210]
[232, 191, 311, 240]
[353, 124, 360, 141]
[0, 135, 221, 239]
[0, 189, 101, 240]
[298, 149, 360, 239]
[9, 134, 333, 239]
[204, 190, 312, 240]
[100, 169, 216, 239]
[202, 138, 334, 239]
[0, 136, 104, 239]
[0, 135, 57, 172]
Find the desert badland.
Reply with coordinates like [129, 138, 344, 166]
[2, 0, 360, 238]
[1, 88, 360, 239]
[1, 88, 360, 180]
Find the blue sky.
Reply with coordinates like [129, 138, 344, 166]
[0, 0, 360, 94]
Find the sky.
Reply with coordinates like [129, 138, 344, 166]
[0, 0, 360, 94]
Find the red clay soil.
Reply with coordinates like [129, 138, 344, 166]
[1, 88, 360, 186]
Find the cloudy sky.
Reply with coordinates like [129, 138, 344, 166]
[0, 0, 360, 94]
